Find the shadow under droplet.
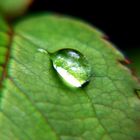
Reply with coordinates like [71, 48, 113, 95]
[81, 80, 90, 88]
[134, 89, 140, 100]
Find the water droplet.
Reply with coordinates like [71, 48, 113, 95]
[38, 48, 48, 54]
[51, 49, 92, 87]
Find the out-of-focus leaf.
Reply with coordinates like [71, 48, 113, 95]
[127, 49, 140, 76]
[0, 0, 32, 17]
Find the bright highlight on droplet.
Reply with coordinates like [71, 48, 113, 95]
[51, 49, 92, 88]
[38, 48, 48, 54]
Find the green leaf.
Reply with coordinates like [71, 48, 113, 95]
[0, 16, 10, 98]
[0, 14, 140, 140]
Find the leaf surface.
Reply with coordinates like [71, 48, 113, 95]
[0, 14, 140, 140]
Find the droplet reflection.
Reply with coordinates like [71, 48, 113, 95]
[51, 49, 92, 88]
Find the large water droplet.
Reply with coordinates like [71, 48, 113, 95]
[51, 49, 92, 87]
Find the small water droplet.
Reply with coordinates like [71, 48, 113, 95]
[51, 49, 92, 88]
[38, 48, 48, 54]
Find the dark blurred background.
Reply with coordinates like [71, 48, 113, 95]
[29, 0, 140, 72]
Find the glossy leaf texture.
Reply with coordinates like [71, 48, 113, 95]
[0, 14, 140, 140]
